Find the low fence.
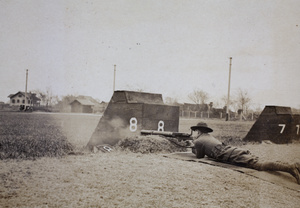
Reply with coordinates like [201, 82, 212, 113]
[180, 110, 257, 120]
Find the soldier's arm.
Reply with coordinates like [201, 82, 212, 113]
[193, 140, 205, 159]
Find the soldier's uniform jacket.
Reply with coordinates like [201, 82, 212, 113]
[192, 130, 300, 185]
[193, 133, 259, 167]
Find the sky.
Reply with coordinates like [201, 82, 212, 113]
[0, 0, 299, 109]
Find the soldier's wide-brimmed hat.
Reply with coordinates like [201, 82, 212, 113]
[191, 122, 213, 133]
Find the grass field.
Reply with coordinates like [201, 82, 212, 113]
[1, 112, 300, 207]
[0, 112, 254, 159]
[0, 112, 75, 159]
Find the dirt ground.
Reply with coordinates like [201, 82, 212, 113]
[1, 113, 300, 207]
[1, 143, 300, 208]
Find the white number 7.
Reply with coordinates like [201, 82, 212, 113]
[296, 125, 299, 135]
[278, 124, 286, 134]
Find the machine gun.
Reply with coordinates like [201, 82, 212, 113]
[140, 129, 194, 148]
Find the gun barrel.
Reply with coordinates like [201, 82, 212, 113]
[141, 130, 192, 138]
[141, 130, 174, 137]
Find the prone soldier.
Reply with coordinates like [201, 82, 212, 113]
[191, 122, 300, 184]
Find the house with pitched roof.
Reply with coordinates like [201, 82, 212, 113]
[8, 91, 41, 107]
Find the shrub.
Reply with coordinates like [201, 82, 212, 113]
[115, 135, 188, 154]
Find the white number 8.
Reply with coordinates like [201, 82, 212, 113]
[130, 117, 138, 132]
[158, 120, 164, 131]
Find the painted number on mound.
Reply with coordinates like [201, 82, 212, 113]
[278, 124, 300, 135]
[129, 117, 138, 132]
[158, 120, 164, 132]
[129, 117, 165, 132]
[278, 124, 286, 134]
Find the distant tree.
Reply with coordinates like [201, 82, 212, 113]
[234, 88, 251, 114]
[188, 89, 209, 104]
[45, 87, 54, 106]
[32, 88, 58, 106]
[251, 103, 263, 114]
[164, 97, 179, 105]
[32, 89, 46, 105]
[51, 95, 59, 106]
[221, 95, 228, 108]
[220, 95, 235, 110]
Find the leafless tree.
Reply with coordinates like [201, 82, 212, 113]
[188, 89, 209, 104]
[220, 94, 235, 110]
[44, 87, 59, 106]
[33, 87, 58, 107]
[33, 89, 47, 105]
[234, 88, 251, 114]
[164, 97, 179, 105]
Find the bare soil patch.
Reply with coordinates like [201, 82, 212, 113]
[1, 147, 300, 208]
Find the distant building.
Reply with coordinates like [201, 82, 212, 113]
[0, 101, 5, 110]
[8, 91, 41, 106]
[69, 96, 106, 114]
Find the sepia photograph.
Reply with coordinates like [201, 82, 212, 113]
[0, 0, 300, 207]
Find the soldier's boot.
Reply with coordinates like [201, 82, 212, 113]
[250, 161, 300, 184]
[294, 162, 300, 184]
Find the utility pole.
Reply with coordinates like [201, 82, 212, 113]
[25, 69, 28, 106]
[226, 57, 232, 121]
[113, 65, 116, 92]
